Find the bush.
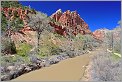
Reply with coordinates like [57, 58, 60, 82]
[75, 34, 100, 50]
[59, 34, 100, 57]
[1, 56, 17, 67]
[1, 37, 16, 55]
[59, 38, 82, 57]
[88, 51, 122, 81]
[39, 32, 61, 58]
[17, 43, 32, 57]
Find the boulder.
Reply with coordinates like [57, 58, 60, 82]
[24, 66, 32, 73]
[1, 75, 11, 81]
[6, 66, 16, 72]
[49, 55, 67, 64]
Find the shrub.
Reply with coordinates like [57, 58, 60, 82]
[59, 34, 100, 57]
[54, 33, 66, 40]
[88, 51, 122, 81]
[1, 37, 16, 55]
[17, 43, 32, 57]
[1, 56, 17, 67]
[76, 34, 100, 50]
[39, 32, 61, 58]
[59, 39, 82, 57]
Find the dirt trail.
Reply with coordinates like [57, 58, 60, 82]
[12, 48, 102, 81]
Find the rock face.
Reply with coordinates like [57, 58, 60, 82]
[50, 9, 91, 36]
[92, 28, 121, 41]
[92, 29, 105, 41]
[1, 7, 36, 46]
[2, 8, 93, 48]
[2, 7, 36, 42]
[10, 29, 37, 48]
[1, 7, 35, 26]
[2, 8, 91, 37]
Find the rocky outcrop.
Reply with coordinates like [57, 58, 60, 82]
[1, 7, 35, 26]
[50, 9, 91, 36]
[10, 29, 37, 48]
[2, 8, 91, 37]
[92, 29, 105, 41]
[51, 9, 62, 22]
[92, 28, 121, 41]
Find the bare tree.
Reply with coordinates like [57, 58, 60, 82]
[28, 12, 53, 55]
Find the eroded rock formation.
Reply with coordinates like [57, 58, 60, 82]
[50, 9, 91, 36]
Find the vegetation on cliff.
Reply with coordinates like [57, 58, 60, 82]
[1, 1, 121, 81]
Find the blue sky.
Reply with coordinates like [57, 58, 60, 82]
[19, 1, 121, 32]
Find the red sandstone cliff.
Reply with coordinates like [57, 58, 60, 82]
[50, 9, 91, 36]
[1, 7, 36, 30]
[2, 7, 101, 43]
[2, 8, 92, 36]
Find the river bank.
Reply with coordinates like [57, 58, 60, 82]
[13, 48, 101, 81]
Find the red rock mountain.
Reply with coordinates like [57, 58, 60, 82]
[2, 8, 92, 36]
[50, 9, 92, 36]
[2, 8, 96, 43]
